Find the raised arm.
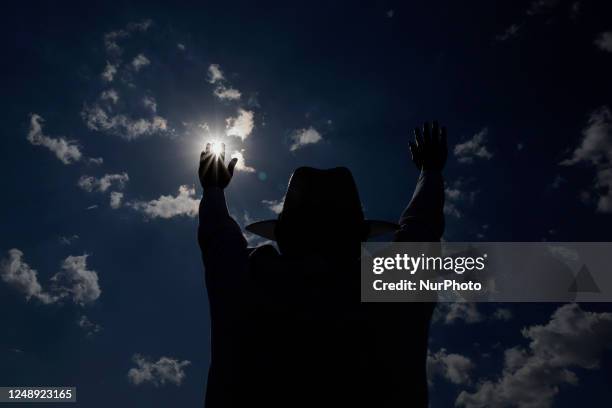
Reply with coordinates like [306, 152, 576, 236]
[395, 121, 447, 242]
[198, 143, 249, 314]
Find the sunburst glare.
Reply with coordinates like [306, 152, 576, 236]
[210, 140, 224, 156]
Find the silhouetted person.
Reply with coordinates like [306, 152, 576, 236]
[198, 121, 447, 407]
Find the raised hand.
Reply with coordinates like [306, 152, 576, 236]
[199, 143, 238, 189]
[409, 121, 448, 172]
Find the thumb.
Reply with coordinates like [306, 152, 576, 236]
[228, 158, 239, 177]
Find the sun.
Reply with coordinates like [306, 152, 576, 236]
[210, 140, 224, 156]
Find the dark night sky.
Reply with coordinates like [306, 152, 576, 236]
[1, 1, 612, 406]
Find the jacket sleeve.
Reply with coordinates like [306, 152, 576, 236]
[198, 187, 249, 316]
[394, 170, 445, 242]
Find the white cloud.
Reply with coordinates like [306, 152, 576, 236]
[59, 235, 79, 245]
[444, 180, 476, 219]
[129, 185, 199, 219]
[595, 32, 612, 52]
[262, 198, 284, 214]
[51, 255, 101, 305]
[101, 89, 119, 104]
[142, 96, 157, 113]
[214, 85, 241, 101]
[561, 106, 612, 212]
[225, 109, 254, 140]
[131, 54, 150, 71]
[496, 24, 521, 41]
[237, 210, 271, 247]
[104, 19, 152, 54]
[177, 43, 186, 51]
[444, 187, 463, 218]
[230, 150, 255, 172]
[81, 103, 168, 140]
[207, 64, 224, 84]
[128, 354, 191, 386]
[434, 303, 484, 324]
[1, 250, 101, 306]
[0, 249, 55, 304]
[456, 303, 612, 408]
[78, 315, 102, 336]
[454, 128, 493, 164]
[207, 63, 243, 101]
[428, 348, 474, 385]
[77, 173, 129, 193]
[289, 127, 323, 151]
[493, 308, 513, 321]
[527, 0, 560, 16]
[110, 191, 124, 209]
[27, 114, 83, 164]
[101, 62, 118, 82]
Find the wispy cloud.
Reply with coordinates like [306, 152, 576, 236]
[289, 126, 323, 151]
[428, 348, 474, 386]
[77, 173, 129, 193]
[110, 191, 124, 209]
[82, 102, 168, 140]
[526, 0, 560, 16]
[454, 128, 493, 164]
[129, 186, 199, 219]
[59, 235, 80, 245]
[27, 114, 83, 164]
[561, 106, 612, 212]
[208, 63, 243, 101]
[131, 54, 150, 71]
[493, 308, 513, 321]
[496, 24, 521, 41]
[262, 198, 284, 214]
[128, 354, 190, 386]
[207, 64, 224, 84]
[78, 315, 102, 336]
[104, 19, 152, 55]
[594, 31, 612, 53]
[101, 62, 118, 82]
[434, 303, 484, 324]
[214, 85, 241, 101]
[101, 89, 119, 104]
[444, 179, 476, 219]
[142, 96, 157, 113]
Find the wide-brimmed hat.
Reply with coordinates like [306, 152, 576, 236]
[245, 167, 398, 241]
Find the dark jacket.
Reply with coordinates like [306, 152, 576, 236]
[198, 170, 444, 407]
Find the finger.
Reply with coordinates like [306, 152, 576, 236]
[205, 143, 211, 154]
[423, 121, 431, 145]
[228, 157, 238, 177]
[414, 127, 424, 147]
[440, 126, 448, 150]
[432, 121, 440, 144]
[220, 143, 226, 162]
[409, 142, 418, 159]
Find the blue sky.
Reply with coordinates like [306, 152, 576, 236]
[1, 1, 612, 406]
